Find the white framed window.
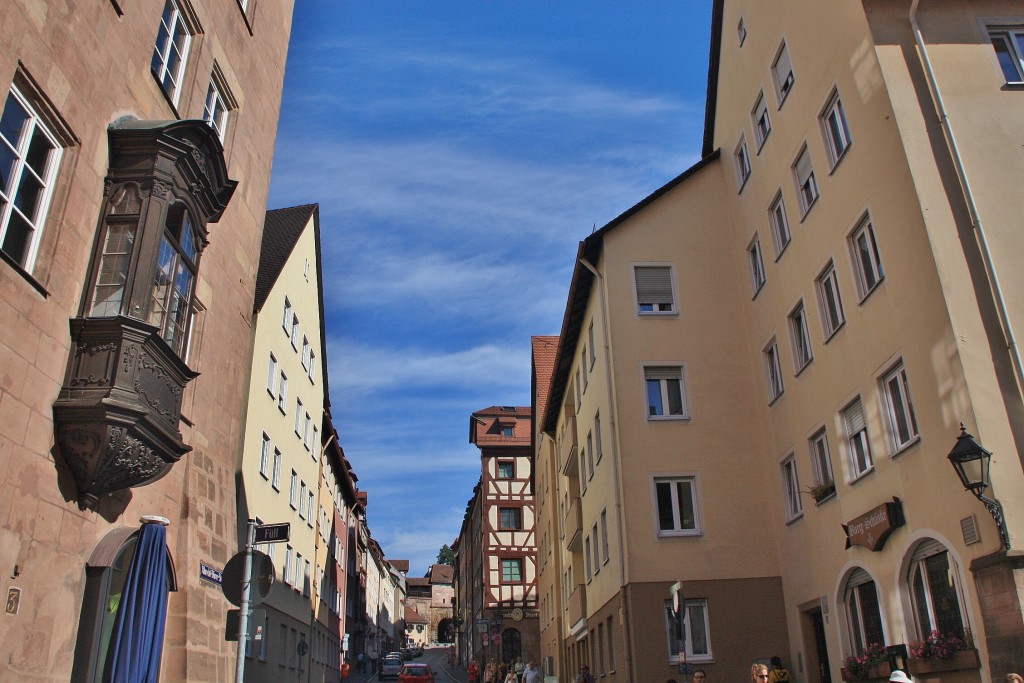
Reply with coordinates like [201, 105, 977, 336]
[266, 353, 278, 396]
[844, 568, 885, 656]
[283, 297, 292, 334]
[311, 425, 319, 458]
[299, 481, 308, 519]
[793, 145, 818, 215]
[151, 0, 194, 106]
[764, 338, 784, 402]
[752, 92, 771, 149]
[747, 234, 766, 295]
[579, 449, 588, 494]
[816, 260, 845, 339]
[308, 350, 316, 383]
[809, 429, 834, 488]
[581, 348, 589, 392]
[781, 455, 803, 520]
[769, 193, 791, 258]
[584, 536, 593, 582]
[304, 413, 313, 451]
[665, 598, 712, 662]
[574, 369, 582, 407]
[844, 397, 873, 478]
[634, 265, 675, 314]
[772, 41, 795, 105]
[594, 412, 603, 463]
[290, 470, 299, 508]
[277, 372, 288, 412]
[272, 448, 282, 490]
[260, 433, 271, 478]
[850, 214, 884, 300]
[735, 136, 752, 190]
[0, 85, 64, 272]
[290, 314, 300, 350]
[788, 301, 813, 371]
[588, 322, 596, 368]
[737, 17, 747, 46]
[591, 522, 600, 574]
[881, 361, 919, 451]
[653, 476, 700, 536]
[821, 90, 852, 167]
[294, 553, 303, 593]
[586, 432, 595, 479]
[644, 365, 688, 419]
[307, 491, 315, 527]
[294, 397, 304, 435]
[303, 559, 311, 596]
[989, 26, 1024, 84]
[600, 508, 609, 564]
[301, 336, 311, 369]
[907, 540, 967, 640]
[202, 76, 229, 142]
[284, 545, 294, 584]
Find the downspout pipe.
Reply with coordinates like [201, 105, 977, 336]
[578, 256, 633, 682]
[909, 0, 1024, 399]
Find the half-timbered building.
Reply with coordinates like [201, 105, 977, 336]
[457, 406, 540, 665]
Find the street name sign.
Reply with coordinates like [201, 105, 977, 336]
[254, 523, 290, 544]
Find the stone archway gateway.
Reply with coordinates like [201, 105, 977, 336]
[437, 617, 454, 643]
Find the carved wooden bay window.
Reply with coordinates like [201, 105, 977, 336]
[53, 119, 236, 509]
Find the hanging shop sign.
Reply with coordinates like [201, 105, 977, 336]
[843, 497, 905, 551]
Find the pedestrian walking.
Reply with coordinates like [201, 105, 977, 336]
[468, 660, 480, 683]
[523, 662, 541, 683]
[752, 663, 770, 683]
[693, 669, 707, 683]
[357, 651, 365, 673]
[575, 665, 596, 683]
[768, 657, 791, 683]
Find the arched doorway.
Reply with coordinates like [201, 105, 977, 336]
[501, 628, 521, 662]
[437, 617, 454, 643]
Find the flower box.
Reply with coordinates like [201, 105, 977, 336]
[841, 663, 892, 681]
[907, 649, 980, 676]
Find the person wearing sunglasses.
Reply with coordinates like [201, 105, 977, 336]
[751, 663, 770, 683]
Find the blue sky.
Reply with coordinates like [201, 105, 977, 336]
[267, 1, 714, 576]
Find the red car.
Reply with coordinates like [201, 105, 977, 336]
[398, 663, 435, 683]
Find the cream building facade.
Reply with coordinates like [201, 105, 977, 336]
[536, 1, 1024, 682]
[237, 203, 337, 680]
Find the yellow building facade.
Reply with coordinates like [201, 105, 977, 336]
[536, 1, 1024, 681]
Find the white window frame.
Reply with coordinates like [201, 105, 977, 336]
[809, 428, 834, 488]
[283, 297, 292, 334]
[591, 522, 600, 575]
[284, 545, 294, 584]
[747, 233, 766, 295]
[260, 433, 271, 478]
[772, 41, 795, 105]
[277, 372, 288, 412]
[735, 136, 752, 190]
[880, 361, 919, 452]
[594, 412, 604, 463]
[906, 540, 968, 641]
[845, 568, 886, 656]
[643, 365, 689, 420]
[272, 447, 282, 490]
[290, 470, 299, 509]
[816, 260, 845, 339]
[291, 314, 300, 350]
[752, 92, 771, 150]
[151, 0, 194, 106]
[0, 85, 64, 272]
[308, 350, 316, 383]
[769, 193, 791, 258]
[821, 89, 852, 168]
[266, 353, 278, 396]
[600, 508, 610, 565]
[588, 322, 596, 368]
[299, 481, 308, 519]
[301, 336, 311, 369]
[203, 77, 229, 142]
[664, 598, 712, 663]
[652, 475, 701, 537]
[584, 536, 593, 582]
[850, 214, 884, 300]
[788, 300, 813, 371]
[737, 17, 747, 46]
[781, 454, 803, 521]
[793, 145, 818, 216]
[988, 26, 1024, 84]
[633, 264, 676, 315]
[844, 398, 873, 479]
[764, 338, 784, 402]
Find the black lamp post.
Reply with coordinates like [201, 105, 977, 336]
[947, 424, 1010, 549]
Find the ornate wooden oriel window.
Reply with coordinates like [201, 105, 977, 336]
[53, 119, 236, 509]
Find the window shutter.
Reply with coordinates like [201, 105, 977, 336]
[645, 366, 682, 381]
[774, 46, 793, 89]
[795, 149, 813, 182]
[635, 266, 673, 304]
[910, 538, 946, 564]
[845, 399, 865, 434]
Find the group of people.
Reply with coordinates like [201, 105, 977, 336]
[468, 657, 541, 683]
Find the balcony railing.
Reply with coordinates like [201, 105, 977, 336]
[567, 583, 586, 626]
[563, 496, 582, 552]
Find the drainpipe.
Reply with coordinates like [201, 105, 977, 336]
[909, 0, 1024, 399]
[578, 256, 633, 682]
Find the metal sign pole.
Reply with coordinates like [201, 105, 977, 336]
[234, 519, 256, 683]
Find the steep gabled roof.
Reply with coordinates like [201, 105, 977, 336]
[531, 336, 558, 429]
[429, 564, 454, 584]
[255, 203, 331, 410]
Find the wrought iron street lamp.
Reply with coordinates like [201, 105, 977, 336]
[948, 424, 1010, 549]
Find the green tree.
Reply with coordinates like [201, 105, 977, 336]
[436, 543, 455, 566]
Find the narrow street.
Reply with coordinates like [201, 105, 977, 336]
[345, 647, 468, 683]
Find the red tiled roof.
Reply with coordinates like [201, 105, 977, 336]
[470, 406, 532, 446]
[532, 336, 558, 427]
[390, 559, 409, 572]
[405, 606, 428, 623]
[429, 564, 454, 584]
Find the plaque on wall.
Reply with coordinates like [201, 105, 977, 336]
[843, 497, 905, 551]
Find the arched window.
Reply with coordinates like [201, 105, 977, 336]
[71, 524, 177, 682]
[844, 568, 885, 655]
[907, 539, 966, 639]
[501, 628, 521, 662]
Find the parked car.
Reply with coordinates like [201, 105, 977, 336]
[380, 656, 403, 679]
[401, 648, 414, 660]
[398, 663, 434, 683]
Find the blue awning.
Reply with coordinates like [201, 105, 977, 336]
[103, 521, 171, 683]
